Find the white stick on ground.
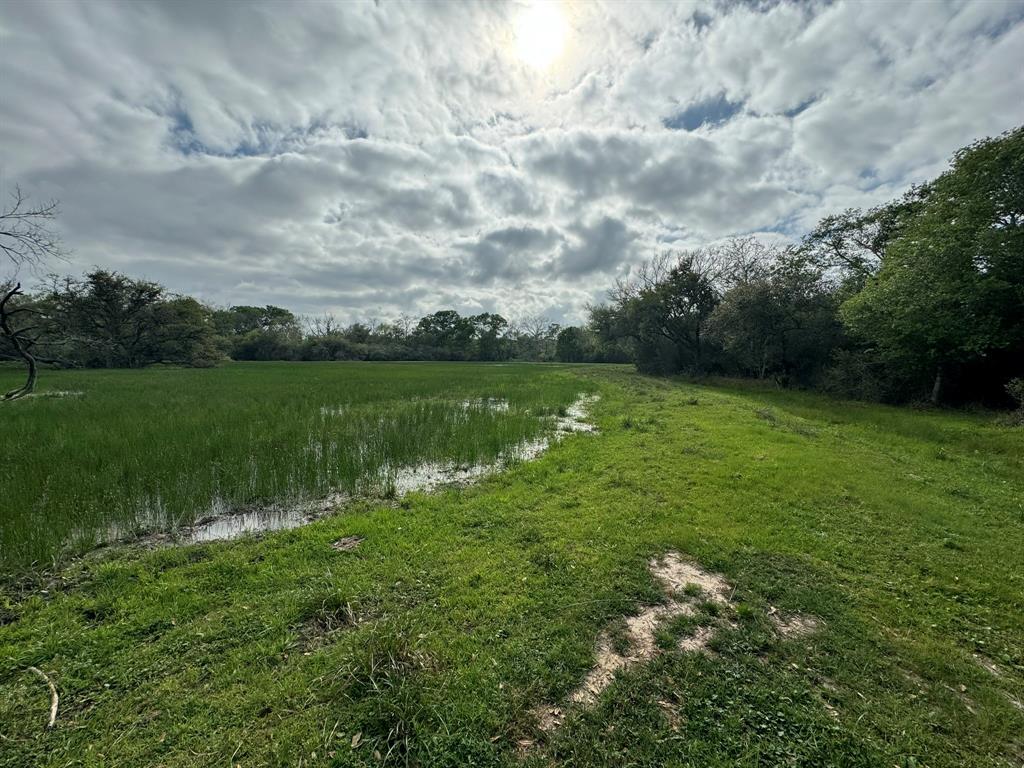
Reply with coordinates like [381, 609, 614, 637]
[27, 666, 58, 729]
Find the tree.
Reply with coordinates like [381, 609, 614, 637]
[413, 310, 475, 358]
[1, 283, 47, 400]
[471, 313, 509, 361]
[609, 252, 720, 374]
[48, 271, 165, 368]
[47, 270, 218, 368]
[798, 186, 931, 289]
[599, 239, 799, 374]
[709, 252, 842, 384]
[841, 127, 1024, 403]
[1, 186, 62, 271]
[213, 305, 301, 360]
[214, 305, 300, 335]
[514, 314, 560, 361]
[152, 297, 220, 366]
[555, 326, 590, 362]
[1, 186, 65, 399]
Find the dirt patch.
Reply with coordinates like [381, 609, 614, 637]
[678, 625, 718, 652]
[535, 553, 732, 728]
[534, 705, 566, 732]
[331, 535, 364, 552]
[652, 551, 731, 602]
[567, 553, 729, 708]
[768, 608, 821, 639]
[535, 552, 823, 733]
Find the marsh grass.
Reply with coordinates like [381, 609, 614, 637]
[0, 362, 593, 572]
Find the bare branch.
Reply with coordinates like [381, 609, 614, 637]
[1, 185, 66, 270]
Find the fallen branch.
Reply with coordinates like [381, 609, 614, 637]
[27, 666, 59, 729]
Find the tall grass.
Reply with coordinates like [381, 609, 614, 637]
[0, 362, 593, 571]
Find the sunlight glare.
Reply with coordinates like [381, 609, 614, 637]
[514, 1, 568, 70]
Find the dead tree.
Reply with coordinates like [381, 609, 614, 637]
[1, 283, 41, 400]
[1, 185, 62, 270]
[1, 185, 65, 399]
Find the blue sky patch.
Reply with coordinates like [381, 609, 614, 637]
[663, 94, 743, 131]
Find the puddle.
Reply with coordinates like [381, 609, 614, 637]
[187, 491, 349, 543]
[86, 393, 599, 549]
[460, 397, 510, 412]
[556, 394, 600, 433]
[535, 551, 820, 733]
[367, 394, 601, 498]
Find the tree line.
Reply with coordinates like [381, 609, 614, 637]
[2, 126, 1021, 407]
[577, 126, 1023, 406]
[1, 270, 623, 383]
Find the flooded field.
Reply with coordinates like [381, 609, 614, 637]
[0, 362, 600, 572]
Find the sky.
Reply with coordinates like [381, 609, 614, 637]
[2, 0, 1023, 325]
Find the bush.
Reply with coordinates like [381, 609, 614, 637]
[1002, 378, 1024, 425]
[1007, 378, 1024, 409]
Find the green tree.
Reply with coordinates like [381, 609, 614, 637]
[841, 127, 1024, 403]
[620, 258, 719, 374]
[471, 313, 509, 361]
[555, 326, 591, 362]
[413, 310, 475, 358]
[709, 254, 841, 384]
[47, 270, 219, 368]
[798, 186, 931, 289]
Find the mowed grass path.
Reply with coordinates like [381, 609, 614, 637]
[0, 362, 593, 571]
[1, 367, 1022, 766]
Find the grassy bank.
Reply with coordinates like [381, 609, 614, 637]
[1, 367, 1022, 766]
[0, 362, 594, 571]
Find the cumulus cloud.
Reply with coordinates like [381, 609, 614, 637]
[1, 0, 1021, 323]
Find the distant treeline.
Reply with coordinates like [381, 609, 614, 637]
[3, 126, 1020, 407]
[0, 274, 630, 369]
[582, 126, 1023, 407]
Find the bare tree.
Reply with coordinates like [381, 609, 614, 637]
[1, 282, 44, 400]
[1, 185, 65, 399]
[612, 238, 780, 304]
[396, 313, 416, 338]
[305, 313, 342, 337]
[1, 185, 63, 270]
[515, 313, 560, 360]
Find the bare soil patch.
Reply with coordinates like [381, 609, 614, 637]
[536, 551, 822, 732]
[331, 535, 364, 552]
[768, 608, 821, 639]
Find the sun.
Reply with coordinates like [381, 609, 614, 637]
[513, 1, 568, 70]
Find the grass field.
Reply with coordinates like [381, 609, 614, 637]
[1, 365, 1023, 766]
[0, 362, 594, 572]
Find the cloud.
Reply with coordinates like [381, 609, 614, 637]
[0, 0, 1021, 323]
[459, 225, 563, 283]
[552, 216, 637, 277]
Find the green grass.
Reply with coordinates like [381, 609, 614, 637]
[0, 362, 595, 571]
[1, 366, 1022, 766]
